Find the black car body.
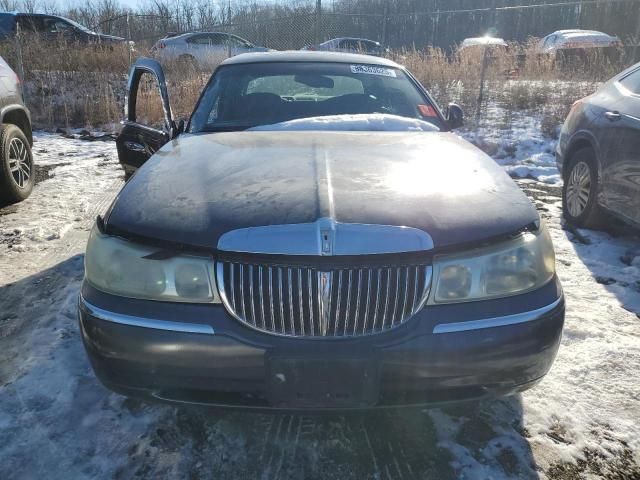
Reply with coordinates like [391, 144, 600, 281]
[557, 61, 640, 229]
[81, 52, 564, 410]
[0, 12, 125, 44]
[0, 54, 33, 204]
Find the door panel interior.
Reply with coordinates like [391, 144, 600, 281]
[116, 58, 173, 174]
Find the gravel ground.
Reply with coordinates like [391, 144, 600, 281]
[0, 131, 639, 480]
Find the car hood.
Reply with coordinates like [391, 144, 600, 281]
[107, 131, 538, 251]
[96, 33, 125, 42]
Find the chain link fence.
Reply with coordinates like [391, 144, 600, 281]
[1, 0, 639, 130]
[104, 0, 640, 54]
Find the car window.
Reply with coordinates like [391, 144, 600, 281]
[340, 39, 358, 50]
[208, 33, 228, 45]
[363, 41, 383, 54]
[543, 35, 556, 49]
[42, 18, 73, 34]
[188, 34, 215, 45]
[187, 34, 206, 44]
[135, 71, 168, 130]
[65, 17, 94, 33]
[619, 68, 640, 95]
[229, 35, 252, 48]
[189, 61, 443, 132]
[246, 75, 364, 97]
[16, 15, 43, 33]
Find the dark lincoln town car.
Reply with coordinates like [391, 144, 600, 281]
[79, 52, 564, 409]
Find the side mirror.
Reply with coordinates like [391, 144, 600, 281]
[447, 103, 464, 130]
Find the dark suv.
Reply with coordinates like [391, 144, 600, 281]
[557, 62, 640, 229]
[0, 12, 125, 44]
[0, 55, 33, 205]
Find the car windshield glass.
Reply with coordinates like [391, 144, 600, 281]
[189, 61, 442, 132]
[233, 35, 254, 48]
[65, 17, 95, 34]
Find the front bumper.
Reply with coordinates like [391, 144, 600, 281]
[79, 277, 564, 410]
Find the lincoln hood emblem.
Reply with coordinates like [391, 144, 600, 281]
[318, 271, 332, 336]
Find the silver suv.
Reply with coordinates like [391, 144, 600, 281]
[0, 55, 33, 205]
[152, 32, 270, 70]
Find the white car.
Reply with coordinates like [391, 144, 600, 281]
[152, 32, 270, 70]
[459, 36, 507, 50]
[304, 37, 386, 56]
[459, 36, 508, 51]
[538, 30, 621, 53]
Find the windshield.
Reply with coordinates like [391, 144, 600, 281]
[189, 61, 442, 132]
[64, 17, 95, 34]
[233, 35, 255, 48]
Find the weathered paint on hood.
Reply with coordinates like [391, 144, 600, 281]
[106, 131, 538, 250]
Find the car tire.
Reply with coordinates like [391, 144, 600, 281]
[562, 147, 606, 229]
[0, 123, 34, 205]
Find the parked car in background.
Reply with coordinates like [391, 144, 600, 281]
[303, 37, 387, 56]
[538, 29, 621, 54]
[0, 12, 126, 44]
[80, 52, 564, 411]
[458, 36, 508, 53]
[0, 55, 33, 205]
[457, 36, 518, 77]
[152, 32, 270, 70]
[557, 62, 640, 229]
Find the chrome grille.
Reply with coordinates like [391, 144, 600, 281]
[216, 261, 432, 337]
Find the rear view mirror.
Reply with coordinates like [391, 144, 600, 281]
[294, 74, 334, 89]
[447, 103, 464, 130]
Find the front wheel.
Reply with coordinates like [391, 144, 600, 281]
[562, 147, 606, 229]
[0, 124, 34, 205]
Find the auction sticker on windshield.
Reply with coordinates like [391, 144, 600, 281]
[350, 65, 397, 77]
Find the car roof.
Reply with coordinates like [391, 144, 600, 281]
[460, 37, 507, 47]
[163, 31, 248, 42]
[553, 29, 612, 37]
[322, 37, 381, 44]
[181, 31, 241, 36]
[0, 12, 60, 18]
[221, 51, 401, 67]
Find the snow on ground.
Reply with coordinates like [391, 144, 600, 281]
[1, 127, 639, 479]
[429, 181, 640, 478]
[0, 132, 122, 285]
[461, 110, 563, 185]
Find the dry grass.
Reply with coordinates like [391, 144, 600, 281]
[0, 35, 631, 133]
[400, 40, 626, 131]
[0, 35, 132, 128]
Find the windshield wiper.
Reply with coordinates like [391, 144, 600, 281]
[199, 124, 256, 133]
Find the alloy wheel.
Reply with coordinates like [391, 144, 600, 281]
[566, 161, 591, 218]
[8, 137, 31, 189]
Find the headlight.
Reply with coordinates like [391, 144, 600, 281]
[85, 227, 220, 303]
[431, 223, 555, 303]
